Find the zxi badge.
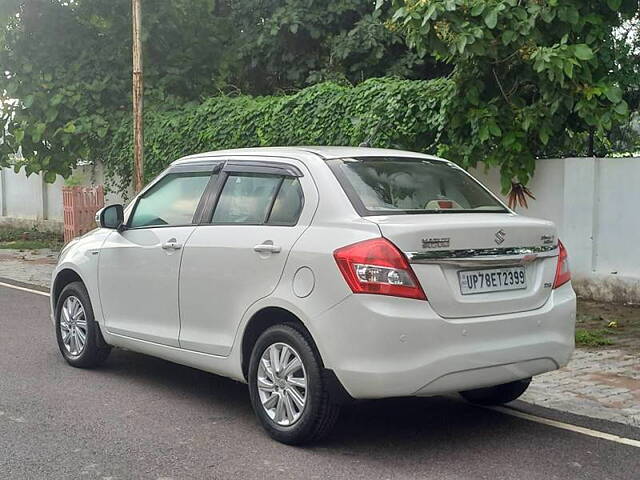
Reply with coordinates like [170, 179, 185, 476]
[494, 229, 506, 245]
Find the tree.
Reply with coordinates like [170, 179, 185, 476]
[224, 0, 446, 94]
[0, 0, 236, 180]
[0, 0, 437, 181]
[385, 0, 637, 191]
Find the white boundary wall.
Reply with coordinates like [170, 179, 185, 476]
[0, 163, 129, 231]
[470, 157, 640, 303]
[1, 157, 638, 302]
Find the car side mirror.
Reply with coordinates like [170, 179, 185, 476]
[96, 204, 124, 230]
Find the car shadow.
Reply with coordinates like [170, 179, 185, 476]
[92, 347, 253, 418]
[90, 347, 524, 452]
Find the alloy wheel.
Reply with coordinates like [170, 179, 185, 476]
[257, 342, 308, 426]
[59, 296, 88, 356]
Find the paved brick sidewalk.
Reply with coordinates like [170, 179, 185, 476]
[0, 249, 57, 287]
[1, 249, 638, 427]
[522, 349, 640, 427]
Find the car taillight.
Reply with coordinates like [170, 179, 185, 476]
[333, 238, 426, 300]
[553, 240, 571, 288]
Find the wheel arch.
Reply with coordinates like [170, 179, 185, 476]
[240, 305, 353, 404]
[52, 267, 85, 308]
[240, 306, 320, 382]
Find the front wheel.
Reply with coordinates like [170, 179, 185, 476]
[248, 324, 340, 445]
[459, 378, 531, 406]
[55, 281, 111, 368]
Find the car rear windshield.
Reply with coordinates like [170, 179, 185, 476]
[328, 157, 508, 216]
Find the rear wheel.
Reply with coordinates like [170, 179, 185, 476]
[248, 324, 340, 445]
[55, 281, 111, 368]
[459, 378, 531, 406]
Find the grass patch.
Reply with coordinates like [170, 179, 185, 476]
[575, 328, 614, 347]
[0, 239, 61, 250]
[0, 227, 63, 251]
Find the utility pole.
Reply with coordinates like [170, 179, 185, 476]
[132, 0, 144, 193]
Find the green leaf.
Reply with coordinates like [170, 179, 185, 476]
[563, 62, 574, 79]
[63, 122, 76, 134]
[614, 100, 628, 115]
[574, 44, 593, 61]
[23, 95, 34, 108]
[541, 8, 556, 23]
[44, 171, 57, 184]
[479, 125, 490, 141]
[456, 35, 467, 54]
[391, 7, 406, 21]
[605, 86, 623, 103]
[46, 108, 59, 122]
[566, 7, 579, 25]
[607, 0, 622, 10]
[289, 24, 298, 34]
[32, 123, 46, 143]
[503, 132, 517, 146]
[466, 87, 480, 106]
[489, 123, 502, 137]
[539, 130, 550, 145]
[500, 175, 512, 194]
[14, 129, 24, 144]
[484, 10, 498, 29]
[50, 94, 64, 106]
[471, 4, 484, 16]
[97, 126, 109, 138]
[501, 30, 515, 45]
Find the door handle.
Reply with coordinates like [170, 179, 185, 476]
[162, 238, 182, 251]
[253, 243, 281, 254]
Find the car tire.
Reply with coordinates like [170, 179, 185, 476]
[459, 377, 532, 406]
[55, 281, 111, 368]
[248, 324, 340, 445]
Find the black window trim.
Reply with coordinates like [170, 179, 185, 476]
[199, 161, 305, 227]
[125, 162, 222, 231]
[224, 160, 303, 178]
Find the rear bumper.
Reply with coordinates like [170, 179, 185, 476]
[309, 283, 576, 399]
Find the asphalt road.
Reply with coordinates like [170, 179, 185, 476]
[1, 282, 639, 480]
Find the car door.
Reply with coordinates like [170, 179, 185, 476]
[178, 158, 317, 356]
[98, 164, 218, 346]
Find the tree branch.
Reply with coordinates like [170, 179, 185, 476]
[493, 68, 512, 106]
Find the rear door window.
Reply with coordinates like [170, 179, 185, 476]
[211, 173, 304, 226]
[212, 173, 280, 225]
[266, 177, 304, 226]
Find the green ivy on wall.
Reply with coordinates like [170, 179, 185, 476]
[102, 78, 453, 194]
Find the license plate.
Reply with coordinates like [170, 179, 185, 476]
[458, 267, 527, 295]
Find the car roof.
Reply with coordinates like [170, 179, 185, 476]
[171, 146, 444, 165]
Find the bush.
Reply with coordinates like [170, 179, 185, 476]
[101, 78, 453, 193]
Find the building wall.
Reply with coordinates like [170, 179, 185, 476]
[1, 157, 639, 302]
[470, 157, 640, 303]
[0, 163, 130, 231]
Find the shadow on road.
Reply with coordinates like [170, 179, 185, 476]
[91, 347, 524, 450]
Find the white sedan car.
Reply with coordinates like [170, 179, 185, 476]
[51, 147, 575, 444]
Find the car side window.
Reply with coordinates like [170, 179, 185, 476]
[129, 172, 212, 228]
[212, 173, 282, 225]
[266, 177, 304, 226]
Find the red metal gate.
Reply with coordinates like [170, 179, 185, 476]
[62, 185, 105, 243]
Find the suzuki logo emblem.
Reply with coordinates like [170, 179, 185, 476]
[494, 229, 506, 245]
